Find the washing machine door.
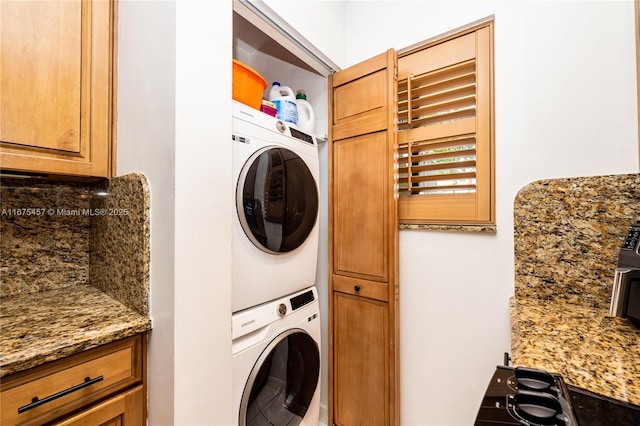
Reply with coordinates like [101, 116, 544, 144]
[240, 329, 320, 426]
[237, 147, 318, 254]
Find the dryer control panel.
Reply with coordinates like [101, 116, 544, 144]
[290, 128, 315, 145]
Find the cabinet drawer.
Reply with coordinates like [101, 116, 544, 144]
[53, 385, 144, 426]
[1, 335, 143, 426]
[333, 274, 389, 302]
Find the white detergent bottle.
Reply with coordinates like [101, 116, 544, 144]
[271, 85, 298, 125]
[295, 90, 315, 134]
[268, 82, 281, 102]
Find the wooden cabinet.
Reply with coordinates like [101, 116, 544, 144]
[53, 386, 144, 426]
[328, 50, 399, 426]
[0, 334, 145, 426]
[333, 292, 390, 425]
[0, 0, 116, 178]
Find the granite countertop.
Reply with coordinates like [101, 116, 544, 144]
[0, 285, 152, 377]
[510, 297, 640, 405]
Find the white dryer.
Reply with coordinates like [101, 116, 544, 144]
[232, 286, 321, 426]
[232, 100, 320, 313]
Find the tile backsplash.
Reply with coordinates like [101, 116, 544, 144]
[513, 173, 640, 309]
[0, 174, 150, 315]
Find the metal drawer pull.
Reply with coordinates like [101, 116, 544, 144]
[18, 375, 104, 414]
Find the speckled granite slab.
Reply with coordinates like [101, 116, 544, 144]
[1, 173, 150, 314]
[514, 173, 640, 308]
[512, 173, 640, 405]
[0, 285, 151, 377]
[0, 173, 151, 376]
[399, 223, 497, 233]
[0, 180, 92, 297]
[510, 297, 640, 405]
[90, 174, 150, 316]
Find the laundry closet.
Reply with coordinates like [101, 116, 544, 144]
[232, 2, 401, 425]
[232, 1, 334, 425]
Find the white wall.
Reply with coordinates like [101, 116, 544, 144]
[116, 1, 176, 423]
[263, 0, 346, 68]
[344, 1, 639, 425]
[118, 0, 233, 424]
[174, 0, 233, 425]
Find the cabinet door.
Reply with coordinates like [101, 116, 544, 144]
[333, 131, 388, 282]
[333, 292, 389, 426]
[0, 0, 115, 177]
[53, 385, 144, 426]
[328, 49, 399, 426]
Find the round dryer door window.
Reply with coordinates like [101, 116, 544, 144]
[240, 329, 320, 426]
[238, 147, 318, 254]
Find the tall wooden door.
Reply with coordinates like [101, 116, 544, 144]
[328, 49, 399, 426]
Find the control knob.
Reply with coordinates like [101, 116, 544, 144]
[514, 390, 566, 425]
[277, 303, 287, 317]
[515, 366, 559, 396]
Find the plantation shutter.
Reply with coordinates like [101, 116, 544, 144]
[397, 24, 494, 225]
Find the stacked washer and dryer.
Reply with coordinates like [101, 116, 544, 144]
[231, 100, 322, 426]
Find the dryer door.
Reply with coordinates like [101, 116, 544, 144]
[237, 147, 318, 254]
[240, 329, 320, 426]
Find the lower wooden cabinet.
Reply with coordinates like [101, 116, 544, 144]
[0, 334, 146, 426]
[332, 291, 390, 425]
[53, 385, 143, 426]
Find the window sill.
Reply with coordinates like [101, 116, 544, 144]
[399, 223, 497, 233]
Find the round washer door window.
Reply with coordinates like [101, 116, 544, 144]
[240, 329, 320, 426]
[238, 147, 318, 254]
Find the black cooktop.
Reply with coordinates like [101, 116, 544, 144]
[567, 385, 640, 426]
[475, 366, 640, 426]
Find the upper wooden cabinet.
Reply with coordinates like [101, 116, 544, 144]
[0, 0, 116, 178]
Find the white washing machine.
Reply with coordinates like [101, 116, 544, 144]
[232, 286, 321, 426]
[232, 100, 320, 313]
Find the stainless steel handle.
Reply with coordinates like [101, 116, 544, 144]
[609, 267, 639, 317]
